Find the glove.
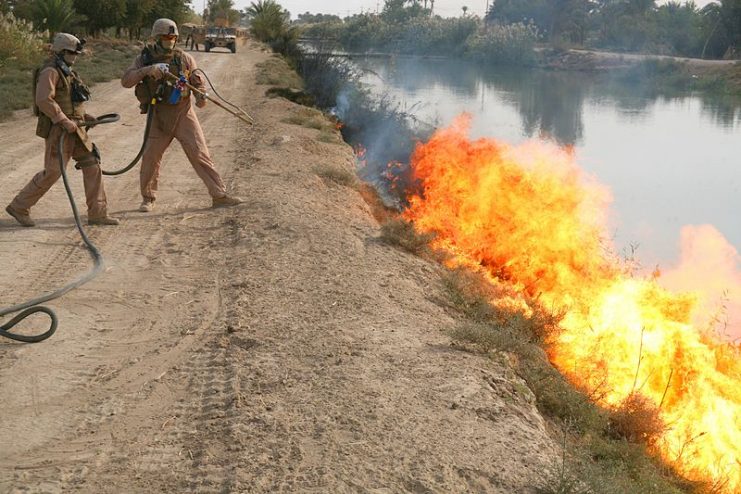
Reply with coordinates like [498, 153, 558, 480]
[83, 113, 97, 124]
[60, 118, 78, 133]
[146, 63, 169, 79]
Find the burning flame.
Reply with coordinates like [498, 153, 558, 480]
[403, 115, 741, 490]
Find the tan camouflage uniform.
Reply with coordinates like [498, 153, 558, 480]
[121, 47, 228, 205]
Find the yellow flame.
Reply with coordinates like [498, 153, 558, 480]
[403, 115, 741, 490]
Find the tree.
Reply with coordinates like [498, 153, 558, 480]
[24, 0, 85, 37]
[124, 0, 154, 39]
[461, 5, 468, 16]
[700, 2, 726, 58]
[380, 0, 429, 23]
[0, 0, 19, 13]
[207, 0, 240, 25]
[486, 0, 590, 43]
[719, 0, 741, 54]
[655, 1, 702, 55]
[245, 0, 289, 41]
[73, 0, 125, 35]
[145, 0, 191, 27]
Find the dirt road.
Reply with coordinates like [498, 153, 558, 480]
[0, 41, 558, 492]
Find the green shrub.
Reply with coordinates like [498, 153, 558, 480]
[338, 15, 393, 52]
[466, 22, 539, 66]
[395, 16, 479, 56]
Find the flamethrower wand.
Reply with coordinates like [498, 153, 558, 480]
[166, 71, 254, 125]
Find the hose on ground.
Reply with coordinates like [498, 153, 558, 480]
[1, 115, 119, 343]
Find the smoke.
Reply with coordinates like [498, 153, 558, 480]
[296, 48, 433, 207]
[331, 83, 432, 207]
[659, 225, 741, 341]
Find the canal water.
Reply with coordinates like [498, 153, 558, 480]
[355, 56, 740, 272]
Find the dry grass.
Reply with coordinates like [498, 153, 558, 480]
[379, 218, 436, 256]
[317, 128, 342, 144]
[313, 163, 358, 188]
[282, 107, 339, 133]
[282, 107, 345, 145]
[358, 183, 397, 224]
[74, 39, 140, 84]
[255, 55, 304, 89]
[607, 393, 666, 444]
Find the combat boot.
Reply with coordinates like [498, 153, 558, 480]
[139, 200, 154, 212]
[212, 195, 243, 208]
[88, 216, 120, 226]
[6, 204, 35, 227]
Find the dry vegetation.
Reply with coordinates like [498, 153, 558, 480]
[379, 218, 437, 257]
[255, 54, 303, 89]
[312, 163, 359, 188]
[283, 106, 344, 146]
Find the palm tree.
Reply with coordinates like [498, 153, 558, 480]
[245, 0, 290, 42]
[700, 2, 723, 58]
[30, 0, 85, 38]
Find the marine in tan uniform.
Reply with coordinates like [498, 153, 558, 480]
[6, 33, 119, 227]
[121, 18, 242, 212]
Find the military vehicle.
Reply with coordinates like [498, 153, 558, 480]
[204, 27, 237, 53]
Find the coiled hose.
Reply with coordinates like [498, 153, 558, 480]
[0, 115, 120, 343]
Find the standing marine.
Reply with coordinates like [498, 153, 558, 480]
[6, 33, 119, 227]
[121, 18, 242, 212]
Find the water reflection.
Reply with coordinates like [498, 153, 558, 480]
[359, 56, 741, 146]
[356, 56, 741, 265]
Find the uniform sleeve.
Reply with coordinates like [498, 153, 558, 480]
[35, 67, 69, 124]
[121, 55, 148, 88]
[184, 53, 206, 91]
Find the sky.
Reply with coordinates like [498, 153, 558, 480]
[194, 0, 717, 20]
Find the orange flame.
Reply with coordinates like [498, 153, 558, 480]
[403, 115, 741, 490]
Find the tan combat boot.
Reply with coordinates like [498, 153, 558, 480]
[212, 195, 243, 208]
[88, 215, 120, 226]
[139, 200, 154, 212]
[6, 204, 35, 227]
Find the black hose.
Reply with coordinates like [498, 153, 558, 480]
[102, 107, 153, 176]
[1, 117, 117, 343]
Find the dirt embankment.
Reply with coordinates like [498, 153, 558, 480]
[0, 40, 558, 492]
